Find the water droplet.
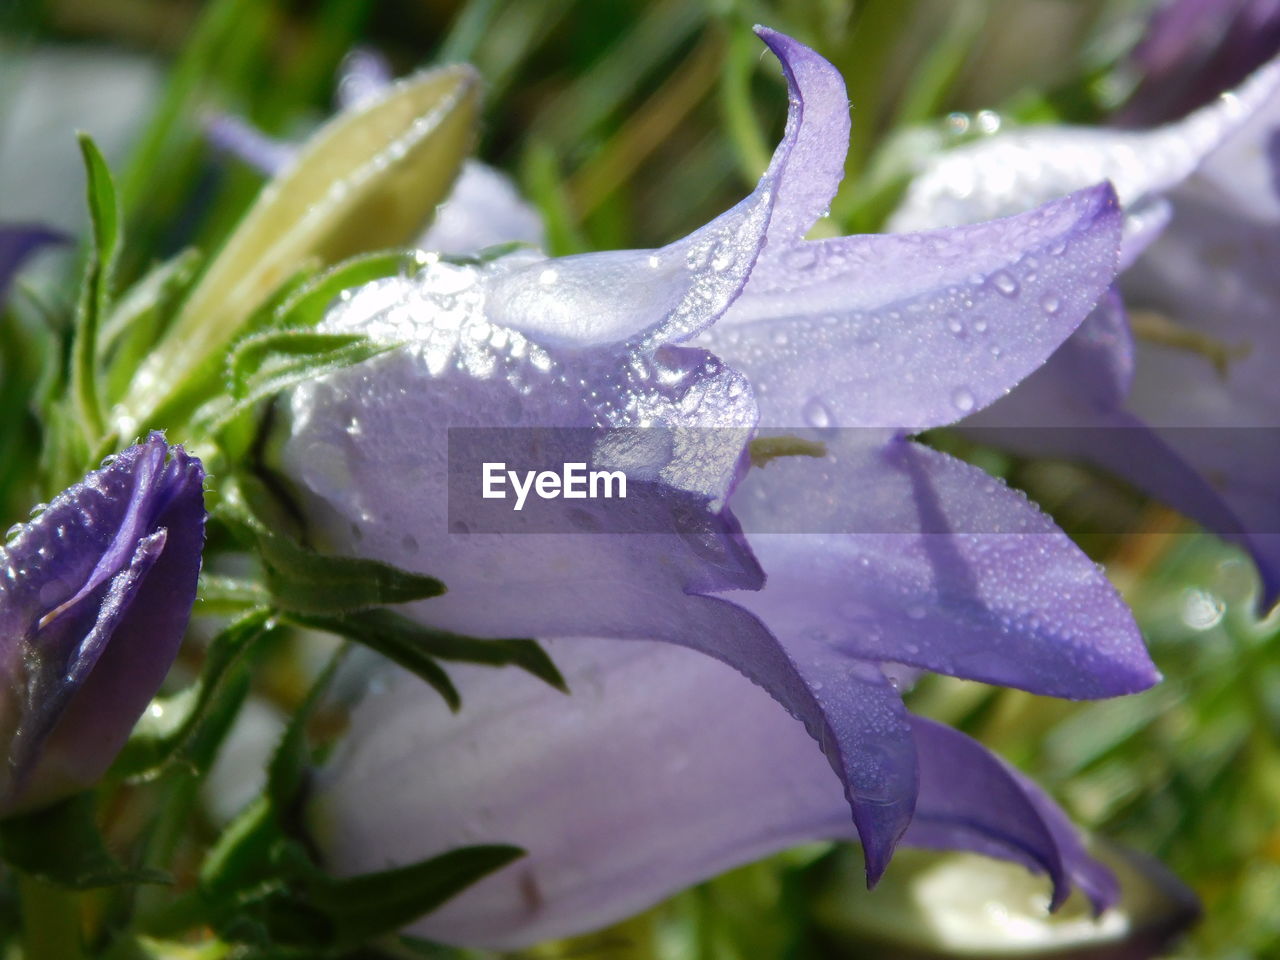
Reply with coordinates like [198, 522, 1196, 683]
[972, 318, 988, 334]
[1040, 293, 1061, 315]
[991, 271, 1019, 298]
[951, 387, 976, 412]
[783, 246, 818, 271]
[538, 268, 559, 285]
[772, 330, 790, 347]
[802, 396, 834, 430]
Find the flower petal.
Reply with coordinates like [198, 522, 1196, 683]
[480, 29, 847, 349]
[704, 184, 1123, 429]
[419, 161, 546, 256]
[723, 432, 1157, 698]
[310, 638, 1115, 949]
[904, 716, 1117, 913]
[888, 55, 1280, 249]
[0, 435, 205, 813]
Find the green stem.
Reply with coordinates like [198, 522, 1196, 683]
[18, 872, 85, 960]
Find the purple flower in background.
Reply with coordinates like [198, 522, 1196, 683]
[0, 224, 65, 302]
[0, 434, 205, 816]
[280, 28, 1156, 945]
[1117, 0, 1280, 127]
[205, 50, 544, 257]
[890, 53, 1280, 612]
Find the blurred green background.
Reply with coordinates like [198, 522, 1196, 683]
[1, 1, 1277, 958]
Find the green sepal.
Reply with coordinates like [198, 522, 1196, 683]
[294, 608, 568, 707]
[268, 250, 412, 330]
[0, 793, 168, 890]
[71, 134, 121, 446]
[257, 530, 445, 616]
[101, 247, 202, 406]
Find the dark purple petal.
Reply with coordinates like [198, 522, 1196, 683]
[0, 225, 65, 302]
[905, 717, 1117, 913]
[0, 434, 205, 814]
[706, 185, 1123, 429]
[1118, 0, 1280, 127]
[724, 433, 1158, 698]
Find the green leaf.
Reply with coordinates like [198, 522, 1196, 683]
[269, 250, 411, 331]
[121, 63, 480, 431]
[72, 134, 121, 444]
[297, 608, 568, 699]
[101, 248, 202, 405]
[0, 793, 167, 889]
[257, 531, 445, 616]
[112, 609, 273, 779]
[308, 845, 525, 948]
[293, 611, 462, 711]
[229, 329, 397, 406]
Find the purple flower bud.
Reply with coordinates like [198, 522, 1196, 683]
[0, 434, 205, 816]
[0, 224, 65, 302]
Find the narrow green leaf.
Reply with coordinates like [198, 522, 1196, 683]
[201, 329, 397, 441]
[300, 608, 566, 694]
[269, 250, 410, 331]
[0, 794, 167, 890]
[72, 134, 121, 444]
[111, 609, 273, 779]
[290, 611, 463, 710]
[257, 531, 445, 616]
[309, 845, 525, 948]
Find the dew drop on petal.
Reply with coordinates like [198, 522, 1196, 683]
[1040, 293, 1061, 315]
[951, 387, 976, 413]
[802, 396, 834, 430]
[991, 271, 1019, 298]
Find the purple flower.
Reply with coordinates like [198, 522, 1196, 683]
[0, 224, 65, 302]
[0, 434, 205, 816]
[311, 641, 1122, 949]
[890, 54, 1280, 612]
[1117, 0, 1280, 127]
[279, 28, 1155, 944]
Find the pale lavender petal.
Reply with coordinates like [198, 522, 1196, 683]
[418, 160, 545, 255]
[480, 28, 845, 349]
[888, 57, 1280, 258]
[722, 433, 1157, 698]
[751, 27, 850, 252]
[308, 640, 851, 950]
[335, 48, 394, 111]
[0, 435, 205, 814]
[705, 185, 1122, 429]
[310, 640, 1115, 949]
[285, 294, 917, 875]
[204, 113, 295, 176]
[905, 717, 1117, 913]
[0, 225, 65, 300]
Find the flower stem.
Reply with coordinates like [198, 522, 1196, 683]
[18, 871, 85, 960]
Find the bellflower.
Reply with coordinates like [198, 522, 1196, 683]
[280, 28, 1156, 945]
[0, 434, 205, 816]
[890, 53, 1280, 610]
